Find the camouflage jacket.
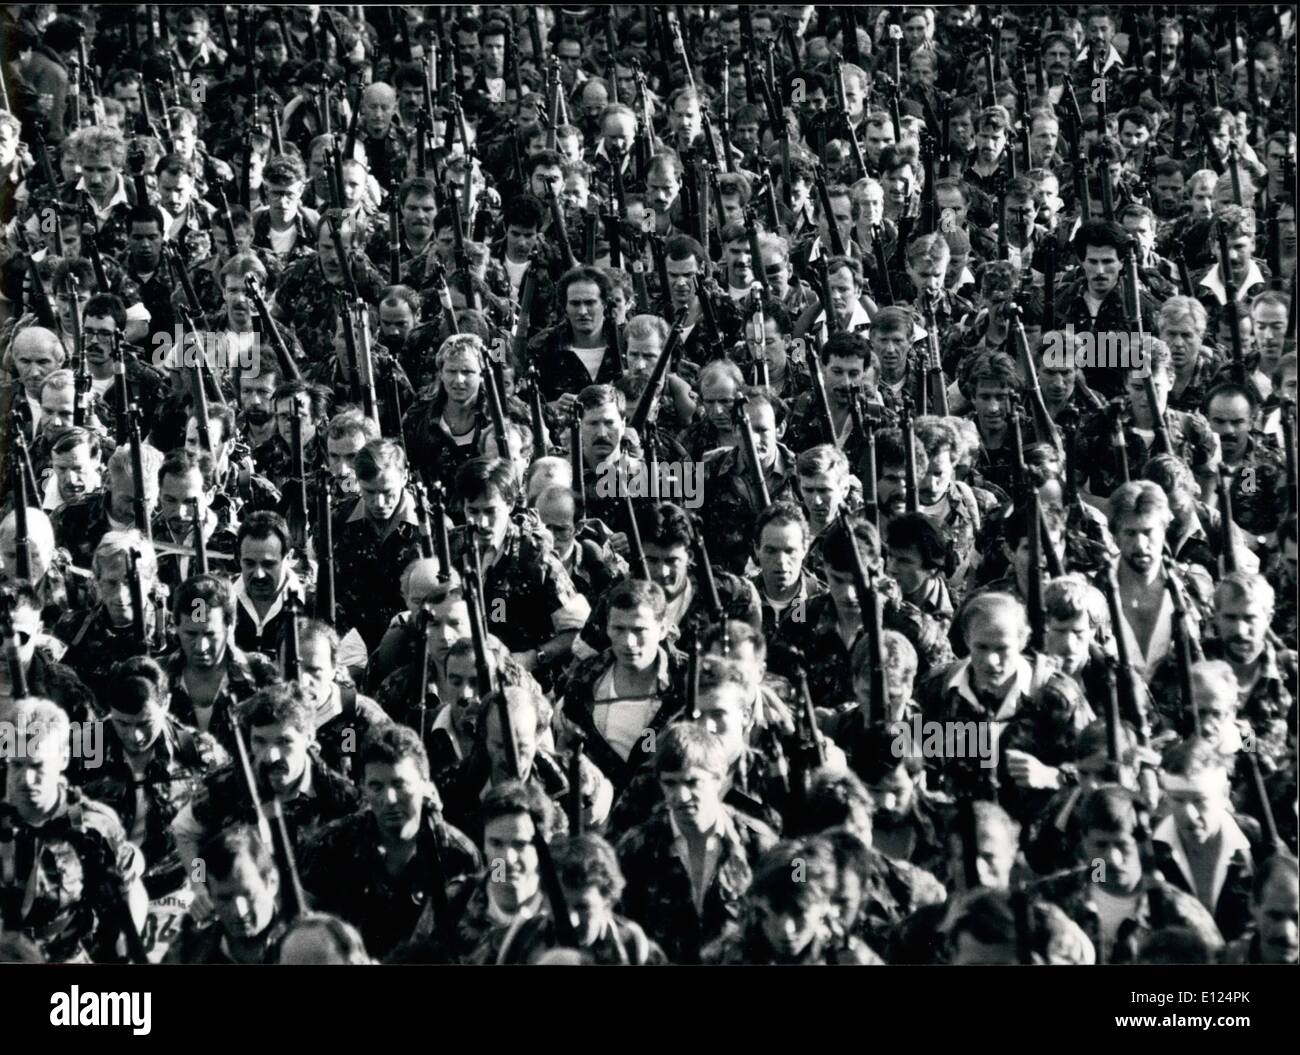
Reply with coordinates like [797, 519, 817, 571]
[1222, 436, 1289, 537]
[80, 717, 227, 898]
[437, 749, 572, 845]
[578, 570, 762, 657]
[12, 649, 100, 725]
[1167, 348, 1227, 414]
[0, 785, 145, 963]
[298, 805, 481, 960]
[751, 570, 827, 647]
[54, 605, 156, 704]
[447, 520, 586, 655]
[1077, 403, 1219, 500]
[615, 804, 779, 964]
[698, 444, 800, 576]
[526, 321, 624, 402]
[183, 752, 361, 856]
[475, 910, 669, 965]
[1150, 812, 1258, 944]
[272, 254, 387, 362]
[162, 646, 281, 758]
[703, 920, 882, 965]
[50, 491, 125, 571]
[333, 490, 426, 652]
[557, 647, 692, 791]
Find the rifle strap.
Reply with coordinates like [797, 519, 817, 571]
[340, 684, 357, 719]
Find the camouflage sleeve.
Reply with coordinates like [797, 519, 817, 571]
[81, 798, 147, 889]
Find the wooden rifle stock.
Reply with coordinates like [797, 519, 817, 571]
[732, 396, 771, 509]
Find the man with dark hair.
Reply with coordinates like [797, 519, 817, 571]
[299, 724, 480, 959]
[527, 264, 622, 407]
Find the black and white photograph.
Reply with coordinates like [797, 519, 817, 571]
[0, 1, 1295, 1030]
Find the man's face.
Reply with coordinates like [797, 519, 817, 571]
[1166, 771, 1230, 846]
[669, 94, 702, 146]
[128, 222, 163, 272]
[757, 519, 806, 596]
[1124, 365, 1171, 419]
[81, 150, 120, 200]
[565, 280, 604, 339]
[1224, 234, 1255, 282]
[555, 38, 583, 86]
[966, 610, 1028, 693]
[903, 14, 929, 47]
[487, 704, 538, 782]
[427, 596, 472, 670]
[251, 720, 312, 794]
[440, 650, 481, 733]
[529, 163, 563, 200]
[1206, 393, 1252, 464]
[581, 399, 624, 468]
[1045, 612, 1094, 676]
[159, 466, 207, 538]
[1082, 828, 1142, 893]
[1251, 302, 1289, 371]
[479, 33, 506, 76]
[1152, 171, 1184, 215]
[1116, 512, 1167, 577]
[746, 402, 779, 467]
[52, 441, 100, 503]
[1042, 40, 1073, 78]
[1160, 317, 1200, 371]
[1082, 244, 1120, 297]
[378, 300, 415, 348]
[607, 602, 663, 672]
[700, 373, 738, 433]
[240, 533, 288, 604]
[239, 374, 276, 428]
[958, 821, 1018, 891]
[95, 553, 142, 628]
[210, 860, 278, 940]
[1255, 872, 1300, 965]
[975, 125, 1006, 165]
[644, 542, 690, 598]
[601, 114, 636, 158]
[665, 254, 698, 313]
[659, 764, 725, 834]
[826, 265, 860, 323]
[504, 222, 540, 263]
[824, 353, 865, 409]
[732, 120, 760, 155]
[797, 470, 846, 533]
[647, 167, 681, 219]
[868, 764, 916, 827]
[484, 812, 541, 908]
[177, 603, 228, 671]
[972, 383, 1009, 435]
[625, 332, 662, 377]
[464, 492, 512, 554]
[110, 696, 168, 757]
[325, 432, 365, 493]
[39, 384, 75, 434]
[723, 237, 753, 287]
[159, 170, 193, 215]
[364, 757, 426, 837]
[13, 339, 60, 392]
[267, 179, 304, 225]
[360, 467, 406, 523]
[1215, 593, 1269, 665]
[439, 350, 480, 407]
[1189, 183, 1215, 219]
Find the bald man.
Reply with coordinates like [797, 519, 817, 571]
[357, 82, 409, 188]
[534, 485, 628, 605]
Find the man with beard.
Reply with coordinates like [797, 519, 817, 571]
[1223, 854, 1300, 965]
[575, 501, 762, 659]
[299, 724, 479, 960]
[772, 513, 953, 707]
[1153, 575, 1295, 775]
[55, 531, 165, 702]
[163, 574, 279, 756]
[355, 82, 409, 191]
[751, 502, 825, 646]
[237, 366, 283, 475]
[172, 682, 361, 918]
[0, 697, 148, 963]
[52, 442, 163, 569]
[527, 265, 623, 412]
[1203, 383, 1287, 537]
[165, 826, 287, 964]
[700, 388, 799, 575]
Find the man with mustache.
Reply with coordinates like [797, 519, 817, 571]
[54, 530, 163, 702]
[363, 178, 437, 285]
[1203, 382, 1287, 537]
[65, 292, 168, 439]
[43, 426, 103, 513]
[299, 724, 479, 961]
[449, 456, 590, 677]
[172, 682, 361, 918]
[1223, 853, 1300, 965]
[151, 448, 240, 591]
[58, 126, 135, 258]
[232, 512, 307, 661]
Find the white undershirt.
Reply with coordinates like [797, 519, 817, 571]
[591, 665, 660, 761]
[503, 256, 529, 299]
[268, 225, 298, 255]
[572, 344, 607, 380]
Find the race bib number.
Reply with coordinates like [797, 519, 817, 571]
[142, 887, 194, 964]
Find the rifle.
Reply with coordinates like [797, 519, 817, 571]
[483, 353, 509, 454]
[1281, 398, 1298, 521]
[623, 492, 651, 582]
[1008, 305, 1063, 456]
[336, 297, 363, 404]
[545, 187, 577, 273]
[807, 345, 838, 448]
[749, 285, 770, 388]
[838, 511, 887, 724]
[1215, 465, 1240, 575]
[228, 713, 307, 920]
[1025, 488, 1047, 652]
[627, 315, 684, 435]
[568, 732, 587, 837]
[688, 515, 725, 626]
[694, 273, 724, 350]
[121, 407, 152, 542]
[1214, 220, 1249, 385]
[281, 588, 303, 680]
[244, 275, 302, 380]
[1, 586, 29, 698]
[189, 496, 209, 575]
[1099, 563, 1160, 806]
[870, 227, 894, 306]
[286, 397, 310, 554]
[315, 484, 335, 624]
[900, 393, 919, 512]
[353, 301, 380, 428]
[426, 482, 453, 576]
[814, 166, 847, 258]
[388, 189, 402, 285]
[920, 299, 950, 416]
[732, 395, 771, 510]
[63, 274, 90, 428]
[327, 215, 360, 302]
[785, 649, 828, 813]
[522, 368, 548, 462]
[10, 432, 34, 581]
[77, 192, 110, 291]
[1162, 553, 1203, 736]
[570, 403, 586, 522]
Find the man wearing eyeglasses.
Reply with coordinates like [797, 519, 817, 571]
[253, 155, 320, 264]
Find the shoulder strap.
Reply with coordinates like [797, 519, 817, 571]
[340, 685, 357, 719]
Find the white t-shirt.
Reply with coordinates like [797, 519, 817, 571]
[504, 256, 529, 299]
[592, 666, 660, 761]
[1092, 888, 1142, 957]
[572, 344, 607, 380]
[268, 224, 298, 256]
[441, 412, 477, 447]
